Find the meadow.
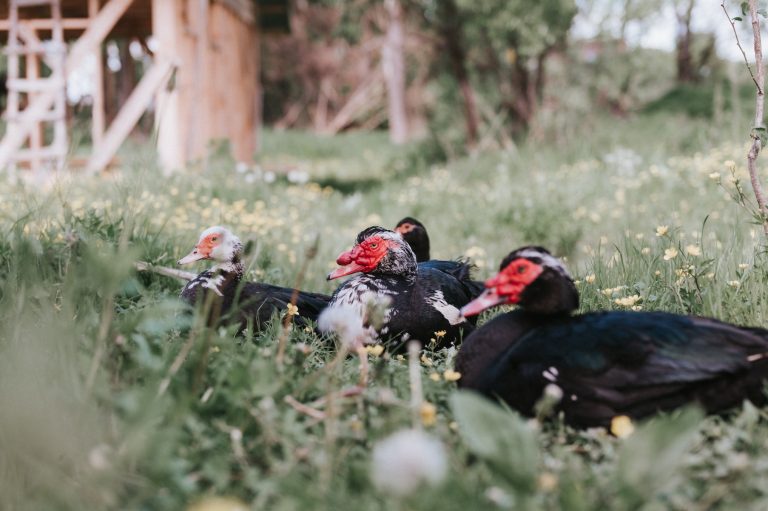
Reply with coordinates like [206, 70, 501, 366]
[2, 112, 768, 510]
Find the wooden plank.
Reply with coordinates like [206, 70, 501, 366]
[89, 0, 105, 146]
[11, 146, 66, 161]
[67, 0, 135, 72]
[86, 58, 175, 173]
[26, 37, 43, 173]
[7, 77, 66, 91]
[0, 18, 91, 31]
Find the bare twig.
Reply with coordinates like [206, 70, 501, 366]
[407, 340, 423, 429]
[721, 2, 763, 94]
[134, 261, 196, 281]
[284, 395, 327, 420]
[723, 0, 768, 238]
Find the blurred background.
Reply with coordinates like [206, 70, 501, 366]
[0, 0, 758, 172]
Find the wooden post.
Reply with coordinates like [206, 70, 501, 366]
[382, 0, 408, 144]
[89, 0, 106, 146]
[152, 0, 188, 171]
[17, 22, 45, 172]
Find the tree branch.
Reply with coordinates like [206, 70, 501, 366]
[721, 1, 763, 94]
[723, 0, 768, 238]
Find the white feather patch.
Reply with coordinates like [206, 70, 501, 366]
[202, 275, 225, 296]
[427, 290, 465, 326]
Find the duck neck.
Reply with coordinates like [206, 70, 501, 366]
[518, 270, 579, 316]
[211, 253, 244, 280]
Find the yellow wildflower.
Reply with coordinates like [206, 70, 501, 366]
[728, 280, 741, 288]
[739, 263, 749, 270]
[614, 295, 641, 307]
[443, 369, 462, 382]
[585, 274, 596, 284]
[709, 172, 720, 181]
[187, 497, 249, 511]
[420, 355, 433, 366]
[365, 345, 385, 357]
[610, 415, 635, 438]
[684, 244, 701, 256]
[538, 472, 558, 492]
[286, 303, 299, 316]
[663, 248, 678, 260]
[656, 225, 669, 237]
[429, 372, 441, 382]
[434, 330, 446, 338]
[420, 402, 437, 427]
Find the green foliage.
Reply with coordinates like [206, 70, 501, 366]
[451, 391, 538, 492]
[644, 81, 754, 118]
[456, 0, 576, 59]
[614, 408, 704, 509]
[2, 114, 768, 509]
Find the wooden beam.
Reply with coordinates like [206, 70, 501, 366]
[0, 18, 91, 32]
[26, 32, 43, 173]
[89, 0, 105, 146]
[0, 0, 135, 171]
[86, 58, 175, 173]
[67, 0, 135, 73]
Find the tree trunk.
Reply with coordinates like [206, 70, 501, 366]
[675, 0, 696, 83]
[382, 0, 408, 144]
[508, 56, 535, 132]
[438, 0, 479, 148]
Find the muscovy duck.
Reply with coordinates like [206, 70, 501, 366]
[178, 226, 330, 331]
[395, 217, 430, 262]
[395, 216, 485, 298]
[319, 226, 478, 349]
[457, 246, 768, 429]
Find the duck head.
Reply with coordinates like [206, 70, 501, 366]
[328, 226, 417, 280]
[461, 246, 579, 317]
[178, 226, 243, 266]
[395, 217, 430, 263]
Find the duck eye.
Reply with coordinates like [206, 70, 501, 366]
[211, 236, 218, 242]
[369, 243, 378, 249]
[517, 265, 526, 274]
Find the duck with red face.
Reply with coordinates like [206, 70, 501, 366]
[456, 246, 768, 430]
[178, 226, 330, 331]
[319, 226, 478, 350]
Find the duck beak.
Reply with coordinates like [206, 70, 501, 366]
[327, 247, 367, 280]
[178, 246, 208, 265]
[327, 261, 367, 280]
[460, 288, 506, 317]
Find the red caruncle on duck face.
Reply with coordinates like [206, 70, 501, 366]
[178, 231, 224, 265]
[460, 258, 544, 317]
[328, 235, 394, 280]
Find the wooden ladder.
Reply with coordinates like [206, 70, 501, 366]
[4, 0, 67, 172]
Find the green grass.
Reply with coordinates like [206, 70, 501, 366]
[3, 114, 768, 510]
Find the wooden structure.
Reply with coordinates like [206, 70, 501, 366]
[4, 0, 68, 172]
[0, 0, 286, 173]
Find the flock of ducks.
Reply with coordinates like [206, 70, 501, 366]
[174, 219, 768, 429]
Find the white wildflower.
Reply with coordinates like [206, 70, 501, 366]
[370, 429, 448, 497]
